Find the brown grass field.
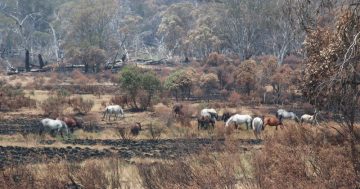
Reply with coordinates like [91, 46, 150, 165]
[0, 73, 359, 189]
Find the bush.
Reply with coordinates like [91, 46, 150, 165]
[69, 96, 94, 115]
[40, 96, 68, 117]
[254, 125, 358, 188]
[148, 123, 165, 140]
[228, 91, 241, 107]
[0, 80, 36, 111]
[110, 95, 128, 108]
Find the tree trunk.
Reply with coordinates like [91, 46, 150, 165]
[25, 49, 30, 72]
[38, 54, 44, 69]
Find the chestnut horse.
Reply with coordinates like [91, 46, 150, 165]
[264, 116, 283, 130]
[57, 116, 83, 133]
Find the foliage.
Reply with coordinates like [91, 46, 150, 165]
[164, 69, 198, 100]
[119, 65, 161, 110]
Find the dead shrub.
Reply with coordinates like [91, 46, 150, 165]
[254, 125, 357, 189]
[40, 95, 68, 117]
[0, 80, 36, 111]
[137, 149, 251, 189]
[228, 91, 241, 107]
[110, 95, 128, 108]
[148, 122, 165, 140]
[69, 96, 94, 115]
[0, 165, 37, 188]
[153, 103, 173, 127]
[206, 52, 225, 67]
[117, 127, 134, 141]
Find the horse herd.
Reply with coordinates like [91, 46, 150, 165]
[39, 105, 125, 137]
[192, 107, 317, 139]
[38, 103, 317, 139]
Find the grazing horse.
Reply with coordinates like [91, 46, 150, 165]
[276, 109, 299, 123]
[130, 122, 142, 136]
[264, 116, 283, 130]
[300, 114, 316, 125]
[40, 118, 69, 137]
[198, 113, 215, 130]
[225, 114, 252, 130]
[57, 116, 83, 133]
[103, 105, 124, 121]
[252, 117, 264, 139]
[201, 108, 218, 120]
[173, 103, 184, 117]
[221, 112, 234, 122]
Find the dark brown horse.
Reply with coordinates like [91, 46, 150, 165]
[198, 115, 215, 130]
[57, 116, 83, 133]
[221, 112, 235, 122]
[173, 103, 184, 117]
[264, 116, 283, 130]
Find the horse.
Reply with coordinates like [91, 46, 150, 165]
[276, 109, 299, 123]
[263, 116, 283, 130]
[221, 112, 234, 122]
[300, 114, 316, 125]
[130, 122, 142, 136]
[40, 118, 69, 137]
[198, 113, 215, 130]
[201, 108, 218, 120]
[225, 114, 252, 130]
[57, 116, 83, 133]
[172, 103, 184, 117]
[103, 105, 124, 121]
[252, 117, 264, 139]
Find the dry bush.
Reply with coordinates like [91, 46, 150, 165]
[228, 91, 241, 107]
[206, 52, 225, 67]
[153, 103, 173, 127]
[0, 159, 136, 189]
[255, 125, 358, 189]
[71, 70, 89, 85]
[137, 149, 255, 189]
[0, 80, 36, 111]
[69, 96, 94, 115]
[148, 122, 165, 140]
[40, 95, 68, 117]
[110, 95, 128, 108]
[117, 127, 134, 141]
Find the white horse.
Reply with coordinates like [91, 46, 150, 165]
[103, 105, 124, 121]
[276, 109, 299, 123]
[201, 108, 218, 120]
[40, 118, 69, 137]
[300, 114, 316, 125]
[225, 114, 252, 130]
[252, 117, 264, 139]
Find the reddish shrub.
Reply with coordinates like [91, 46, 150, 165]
[69, 96, 94, 115]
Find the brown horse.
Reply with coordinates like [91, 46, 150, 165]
[173, 103, 184, 117]
[57, 116, 83, 133]
[263, 116, 283, 130]
[197, 115, 215, 130]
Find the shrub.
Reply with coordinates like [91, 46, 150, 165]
[117, 127, 134, 141]
[228, 91, 241, 107]
[148, 122, 165, 140]
[40, 96, 68, 117]
[0, 80, 36, 111]
[254, 125, 358, 188]
[69, 96, 94, 115]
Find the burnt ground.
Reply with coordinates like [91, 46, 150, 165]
[0, 118, 262, 169]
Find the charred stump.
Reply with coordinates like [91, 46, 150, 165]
[25, 49, 30, 72]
